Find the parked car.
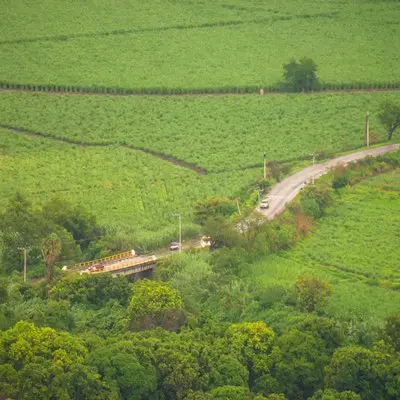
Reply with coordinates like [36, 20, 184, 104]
[169, 242, 182, 251]
[88, 263, 105, 272]
[260, 200, 270, 209]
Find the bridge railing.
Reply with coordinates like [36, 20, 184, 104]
[70, 250, 136, 270]
[81, 255, 157, 274]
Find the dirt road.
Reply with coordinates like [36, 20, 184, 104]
[257, 144, 400, 220]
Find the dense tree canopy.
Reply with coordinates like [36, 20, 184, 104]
[378, 101, 400, 140]
[283, 57, 319, 91]
[0, 321, 111, 399]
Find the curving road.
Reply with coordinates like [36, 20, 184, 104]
[257, 144, 400, 220]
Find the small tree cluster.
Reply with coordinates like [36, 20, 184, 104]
[283, 57, 319, 91]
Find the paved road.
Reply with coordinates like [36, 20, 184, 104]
[257, 144, 400, 220]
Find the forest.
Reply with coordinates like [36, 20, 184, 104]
[1, 154, 400, 400]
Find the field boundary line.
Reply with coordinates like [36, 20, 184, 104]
[0, 124, 208, 175]
[1, 85, 400, 98]
[0, 13, 337, 46]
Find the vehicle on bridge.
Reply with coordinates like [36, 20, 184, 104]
[88, 263, 105, 272]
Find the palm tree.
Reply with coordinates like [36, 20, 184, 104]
[41, 233, 61, 282]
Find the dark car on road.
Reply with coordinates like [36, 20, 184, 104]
[88, 263, 105, 272]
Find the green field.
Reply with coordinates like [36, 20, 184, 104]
[250, 169, 400, 325]
[0, 128, 258, 246]
[1, 0, 400, 89]
[1, 91, 399, 172]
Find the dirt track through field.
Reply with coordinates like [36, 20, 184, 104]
[0, 124, 207, 175]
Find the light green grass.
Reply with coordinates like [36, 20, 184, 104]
[249, 170, 400, 324]
[0, 129, 257, 245]
[1, 0, 399, 88]
[1, 91, 399, 172]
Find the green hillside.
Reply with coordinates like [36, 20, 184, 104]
[1, 0, 399, 89]
[250, 169, 400, 325]
[1, 91, 399, 172]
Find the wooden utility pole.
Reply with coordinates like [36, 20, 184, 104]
[178, 214, 182, 253]
[18, 247, 28, 282]
[236, 199, 242, 215]
[263, 152, 267, 179]
[23, 248, 27, 283]
[311, 152, 316, 184]
[365, 111, 370, 147]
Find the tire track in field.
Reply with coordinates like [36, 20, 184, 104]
[0, 13, 336, 46]
[0, 124, 207, 175]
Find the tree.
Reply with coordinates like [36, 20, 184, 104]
[52, 273, 131, 307]
[283, 57, 318, 91]
[41, 233, 61, 282]
[295, 276, 333, 312]
[90, 341, 157, 400]
[194, 197, 237, 225]
[0, 193, 48, 273]
[310, 389, 361, 400]
[378, 101, 400, 140]
[203, 216, 245, 250]
[294, 315, 343, 353]
[227, 322, 275, 384]
[42, 196, 102, 251]
[128, 279, 184, 330]
[0, 321, 112, 399]
[262, 330, 330, 400]
[384, 312, 400, 352]
[325, 346, 390, 400]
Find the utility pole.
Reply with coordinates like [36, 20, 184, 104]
[178, 214, 182, 253]
[311, 152, 316, 184]
[263, 152, 267, 179]
[18, 247, 28, 282]
[236, 199, 242, 215]
[365, 111, 370, 147]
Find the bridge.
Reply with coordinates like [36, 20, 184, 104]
[67, 250, 158, 278]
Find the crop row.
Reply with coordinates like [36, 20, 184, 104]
[1, 91, 399, 172]
[2, 81, 400, 95]
[2, 1, 399, 90]
[0, 129, 257, 247]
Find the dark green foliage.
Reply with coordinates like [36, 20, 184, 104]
[264, 330, 330, 400]
[294, 315, 343, 353]
[283, 57, 319, 91]
[52, 273, 131, 307]
[301, 182, 334, 218]
[295, 276, 333, 312]
[0, 321, 112, 400]
[89, 341, 157, 399]
[195, 197, 237, 225]
[128, 279, 185, 331]
[0, 193, 50, 272]
[12, 299, 75, 331]
[384, 312, 400, 352]
[203, 217, 245, 249]
[42, 196, 102, 251]
[310, 389, 361, 400]
[378, 101, 400, 140]
[325, 346, 389, 400]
